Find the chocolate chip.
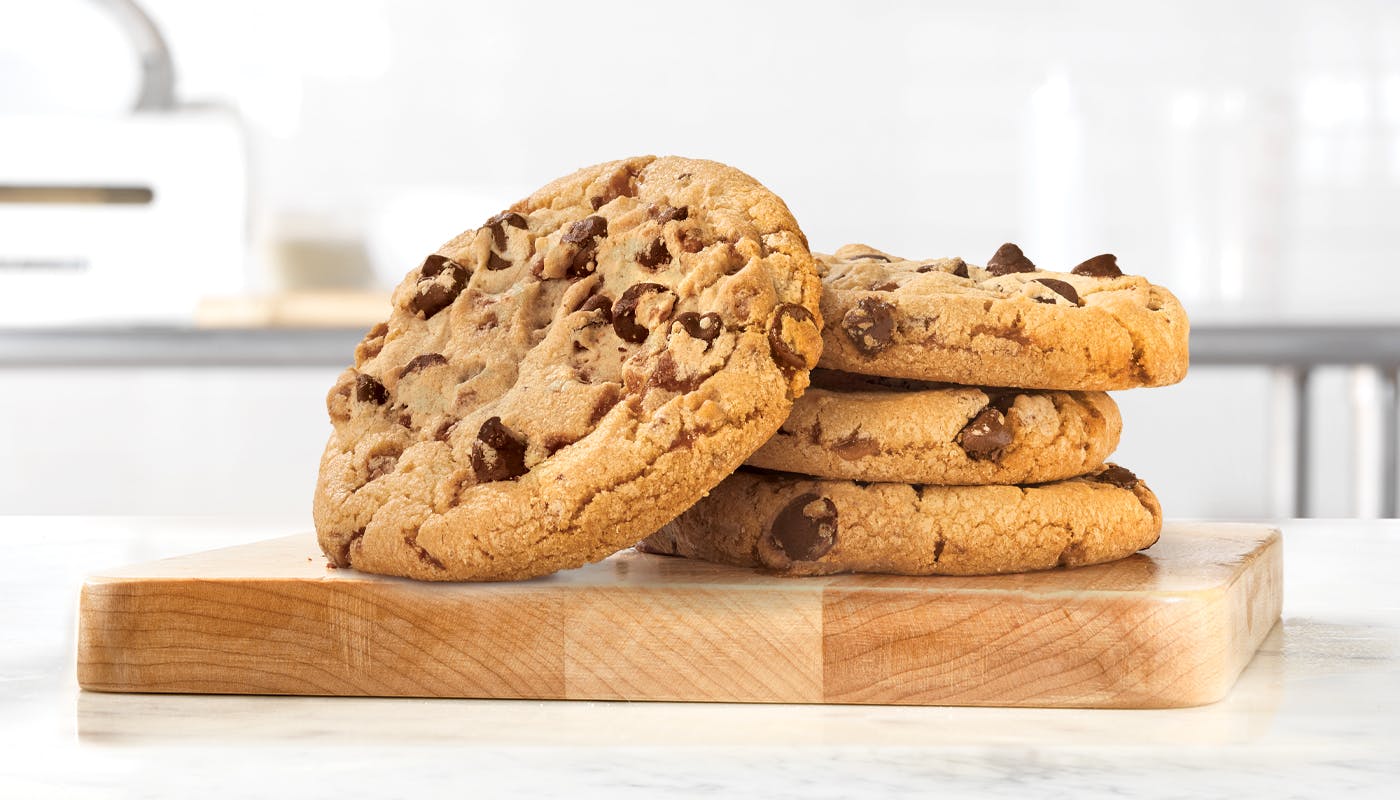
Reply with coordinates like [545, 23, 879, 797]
[832, 432, 880, 460]
[367, 451, 399, 482]
[433, 419, 457, 441]
[589, 169, 637, 211]
[579, 293, 613, 323]
[398, 353, 447, 378]
[562, 215, 609, 277]
[673, 311, 721, 342]
[611, 282, 669, 343]
[408, 259, 469, 319]
[768, 303, 817, 370]
[649, 204, 689, 223]
[678, 228, 705, 254]
[986, 243, 1036, 276]
[484, 211, 527, 249]
[1071, 253, 1122, 278]
[1091, 464, 1140, 490]
[355, 321, 389, 365]
[870, 281, 899, 292]
[330, 528, 365, 568]
[648, 350, 703, 393]
[1033, 278, 1080, 305]
[355, 374, 388, 404]
[419, 253, 453, 278]
[769, 493, 838, 562]
[409, 282, 454, 319]
[841, 297, 896, 355]
[470, 416, 528, 483]
[636, 238, 671, 269]
[915, 258, 969, 278]
[486, 251, 512, 271]
[956, 407, 1012, 460]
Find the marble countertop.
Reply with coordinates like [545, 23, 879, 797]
[2, 516, 1397, 798]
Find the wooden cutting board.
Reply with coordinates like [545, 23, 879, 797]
[78, 522, 1281, 708]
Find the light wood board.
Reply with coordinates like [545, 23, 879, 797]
[78, 522, 1281, 708]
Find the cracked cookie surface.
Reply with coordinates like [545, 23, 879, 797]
[747, 369, 1121, 484]
[638, 464, 1162, 576]
[313, 156, 823, 581]
[817, 243, 1190, 390]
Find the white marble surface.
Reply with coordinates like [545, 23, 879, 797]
[1, 516, 1397, 798]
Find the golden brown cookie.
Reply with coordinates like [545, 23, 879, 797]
[638, 464, 1162, 576]
[817, 243, 1189, 390]
[313, 156, 823, 581]
[746, 369, 1121, 484]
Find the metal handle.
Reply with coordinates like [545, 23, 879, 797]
[89, 0, 176, 111]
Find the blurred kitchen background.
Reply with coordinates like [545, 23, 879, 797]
[1, 0, 1397, 520]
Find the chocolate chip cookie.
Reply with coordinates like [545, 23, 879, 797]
[746, 368, 1121, 485]
[313, 156, 823, 581]
[817, 244, 1189, 390]
[638, 464, 1162, 576]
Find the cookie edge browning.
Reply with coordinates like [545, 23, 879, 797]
[314, 156, 822, 580]
[638, 465, 1163, 577]
[816, 251, 1190, 391]
[746, 386, 1123, 485]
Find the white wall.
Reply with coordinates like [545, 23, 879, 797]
[3, 0, 1398, 517]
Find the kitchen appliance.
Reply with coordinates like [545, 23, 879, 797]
[0, 0, 247, 326]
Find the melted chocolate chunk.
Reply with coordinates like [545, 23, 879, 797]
[832, 432, 880, 460]
[649, 204, 689, 223]
[355, 374, 388, 404]
[673, 311, 722, 342]
[408, 258, 469, 319]
[956, 407, 1013, 460]
[769, 493, 838, 562]
[841, 297, 896, 355]
[484, 211, 527, 249]
[986, 243, 1036, 276]
[562, 215, 609, 277]
[589, 169, 637, 210]
[1071, 253, 1122, 278]
[1033, 278, 1080, 305]
[678, 228, 706, 254]
[398, 353, 448, 378]
[419, 253, 453, 278]
[951, 259, 970, 279]
[366, 451, 399, 482]
[611, 282, 669, 343]
[648, 351, 703, 393]
[1090, 464, 1140, 490]
[768, 303, 817, 370]
[636, 238, 671, 269]
[579, 293, 613, 323]
[469, 417, 528, 483]
[486, 251, 512, 271]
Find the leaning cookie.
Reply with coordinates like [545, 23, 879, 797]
[817, 243, 1189, 391]
[638, 465, 1162, 576]
[746, 368, 1121, 485]
[314, 156, 823, 581]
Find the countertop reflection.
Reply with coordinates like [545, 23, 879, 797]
[1, 516, 1396, 798]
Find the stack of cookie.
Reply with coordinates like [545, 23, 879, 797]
[312, 155, 1188, 583]
[638, 243, 1190, 576]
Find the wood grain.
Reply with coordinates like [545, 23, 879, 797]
[78, 522, 1281, 708]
